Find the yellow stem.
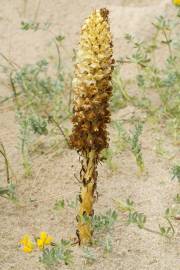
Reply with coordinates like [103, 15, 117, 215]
[77, 150, 97, 245]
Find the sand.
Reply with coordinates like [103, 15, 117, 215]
[0, 0, 179, 269]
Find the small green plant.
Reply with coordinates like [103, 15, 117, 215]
[19, 232, 73, 267]
[92, 209, 118, 232]
[100, 148, 118, 171]
[115, 198, 175, 238]
[67, 196, 79, 209]
[130, 123, 144, 172]
[155, 138, 167, 157]
[3, 20, 71, 175]
[112, 121, 144, 172]
[77, 209, 117, 235]
[10, 49, 70, 174]
[21, 21, 40, 31]
[20, 21, 51, 31]
[158, 226, 171, 237]
[128, 211, 146, 229]
[39, 240, 73, 267]
[0, 183, 16, 200]
[174, 193, 180, 204]
[28, 114, 48, 135]
[164, 208, 175, 230]
[17, 113, 33, 177]
[115, 198, 135, 212]
[171, 164, 180, 182]
[82, 247, 96, 265]
[111, 66, 131, 111]
[101, 237, 113, 253]
[54, 199, 65, 210]
[119, 13, 180, 143]
[112, 120, 129, 152]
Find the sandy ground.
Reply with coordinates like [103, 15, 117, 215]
[0, 0, 179, 269]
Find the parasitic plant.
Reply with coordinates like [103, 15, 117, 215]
[70, 8, 114, 244]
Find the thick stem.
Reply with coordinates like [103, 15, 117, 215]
[76, 150, 98, 245]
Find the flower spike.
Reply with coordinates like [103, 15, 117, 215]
[70, 8, 114, 244]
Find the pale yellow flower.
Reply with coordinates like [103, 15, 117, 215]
[173, 0, 180, 5]
[19, 234, 34, 253]
[37, 231, 53, 250]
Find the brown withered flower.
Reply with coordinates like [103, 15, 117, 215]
[70, 8, 114, 245]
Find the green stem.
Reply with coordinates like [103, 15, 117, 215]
[0, 142, 10, 183]
[162, 29, 172, 58]
[166, 217, 175, 236]
[10, 72, 21, 110]
[143, 226, 162, 236]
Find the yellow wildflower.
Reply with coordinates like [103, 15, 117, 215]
[19, 234, 34, 253]
[37, 231, 53, 250]
[173, 0, 180, 5]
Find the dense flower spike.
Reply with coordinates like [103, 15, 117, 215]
[70, 8, 113, 153]
[70, 8, 114, 244]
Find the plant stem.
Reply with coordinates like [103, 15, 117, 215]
[166, 217, 175, 236]
[53, 40, 61, 76]
[143, 226, 162, 236]
[0, 52, 20, 69]
[162, 29, 172, 58]
[77, 150, 97, 245]
[10, 72, 21, 110]
[67, 74, 73, 112]
[0, 142, 10, 183]
[44, 111, 70, 147]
